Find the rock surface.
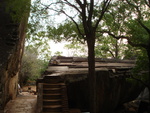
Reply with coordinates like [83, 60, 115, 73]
[0, 0, 29, 110]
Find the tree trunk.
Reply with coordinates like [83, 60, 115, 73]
[87, 34, 96, 113]
[115, 39, 118, 59]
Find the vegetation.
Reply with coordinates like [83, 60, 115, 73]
[101, 0, 150, 104]
[102, 0, 150, 92]
[5, 0, 31, 22]
[64, 41, 87, 57]
[26, 31, 51, 61]
[20, 47, 48, 86]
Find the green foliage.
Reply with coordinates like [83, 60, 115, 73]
[125, 48, 149, 84]
[125, 20, 150, 44]
[123, 45, 141, 60]
[64, 41, 87, 57]
[103, 0, 150, 86]
[103, 0, 150, 45]
[26, 30, 51, 61]
[54, 51, 63, 56]
[5, 0, 31, 22]
[20, 47, 48, 85]
[46, 21, 84, 43]
[25, 0, 51, 60]
[95, 35, 129, 59]
[130, 49, 149, 85]
[133, 49, 149, 73]
[103, 1, 128, 34]
[27, 0, 49, 35]
[96, 36, 114, 58]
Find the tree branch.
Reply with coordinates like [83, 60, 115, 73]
[99, 30, 129, 40]
[144, 0, 150, 8]
[75, 0, 83, 8]
[98, 30, 148, 48]
[125, 0, 150, 36]
[61, 10, 85, 38]
[63, 0, 82, 13]
[87, 0, 94, 26]
[79, 1, 88, 34]
[41, 1, 85, 39]
[94, 0, 111, 30]
[108, 50, 115, 58]
[138, 20, 150, 34]
[125, 0, 141, 18]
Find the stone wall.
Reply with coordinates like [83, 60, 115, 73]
[0, 0, 29, 110]
[37, 65, 143, 112]
[67, 70, 144, 113]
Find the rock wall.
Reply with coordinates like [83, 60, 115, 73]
[67, 70, 144, 113]
[0, 0, 29, 110]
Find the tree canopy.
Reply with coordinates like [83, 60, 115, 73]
[102, 0, 150, 88]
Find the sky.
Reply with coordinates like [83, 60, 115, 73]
[29, 0, 73, 57]
[48, 41, 71, 56]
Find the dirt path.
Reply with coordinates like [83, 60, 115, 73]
[4, 86, 37, 113]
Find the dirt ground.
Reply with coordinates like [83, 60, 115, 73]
[4, 85, 37, 113]
[22, 85, 36, 92]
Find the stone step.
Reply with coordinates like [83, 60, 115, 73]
[43, 93, 62, 95]
[43, 99, 61, 102]
[43, 105, 62, 108]
[43, 105, 62, 112]
[43, 83, 65, 88]
[43, 88, 61, 90]
[43, 94, 62, 100]
[43, 83, 65, 85]
[43, 99, 62, 105]
[42, 76, 68, 113]
[42, 111, 62, 113]
[43, 88, 61, 94]
[43, 75, 64, 83]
